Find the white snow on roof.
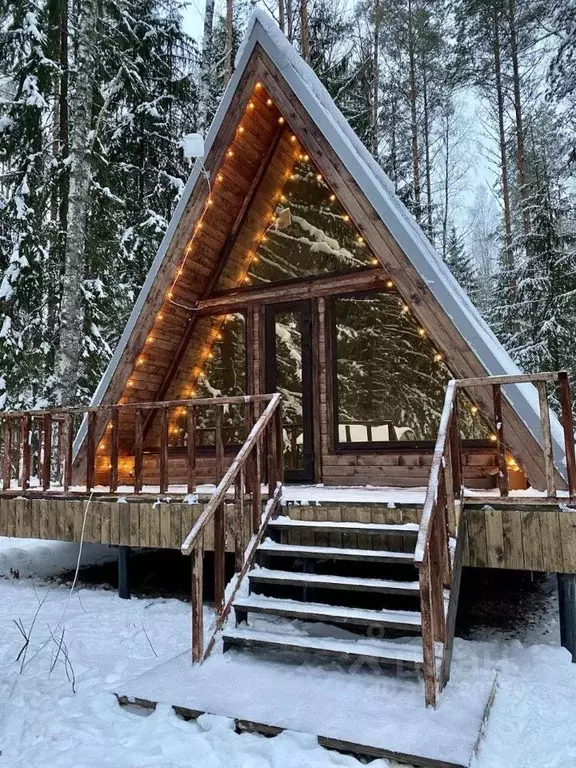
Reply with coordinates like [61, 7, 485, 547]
[82, 9, 565, 473]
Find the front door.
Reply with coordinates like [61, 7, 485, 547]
[265, 301, 314, 482]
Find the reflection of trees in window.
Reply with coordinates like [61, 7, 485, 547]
[334, 292, 486, 443]
[274, 311, 304, 470]
[171, 312, 247, 447]
[248, 158, 376, 285]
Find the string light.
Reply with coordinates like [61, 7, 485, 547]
[238, 125, 245, 134]
[227, 149, 234, 158]
[146, 336, 153, 344]
[357, 236, 364, 245]
[316, 174, 323, 182]
[255, 82, 262, 90]
[156, 312, 163, 321]
[434, 353, 443, 363]
[136, 357, 144, 366]
[418, 328, 426, 337]
[278, 117, 285, 125]
[371, 257, 379, 266]
[471, 405, 478, 415]
[386, 279, 393, 288]
[401, 304, 409, 314]
[489, 433, 498, 442]
[266, 98, 273, 106]
[303, 154, 309, 162]
[248, 101, 255, 110]
[128, 380, 134, 387]
[329, 194, 336, 202]
[290, 135, 297, 142]
[217, 173, 224, 183]
[342, 214, 350, 222]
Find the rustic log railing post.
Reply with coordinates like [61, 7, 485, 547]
[187, 405, 196, 495]
[110, 408, 119, 492]
[63, 413, 73, 492]
[42, 413, 53, 491]
[2, 417, 11, 491]
[214, 406, 225, 610]
[20, 414, 31, 490]
[159, 406, 169, 493]
[492, 384, 509, 497]
[86, 411, 96, 491]
[134, 408, 143, 494]
[234, 466, 245, 572]
[537, 381, 556, 497]
[252, 440, 262, 534]
[55, 419, 64, 485]
[559, 372, 576, 502]
[191, 538, 204, 662]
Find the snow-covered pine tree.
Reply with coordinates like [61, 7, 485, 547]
[0, 1, 59, 408]
[444, 225, 478, 301]
[78, 0, 198, 399]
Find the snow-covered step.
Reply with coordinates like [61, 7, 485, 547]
[248, 568, 420, 596]
[269, 517, 419, 536]
[258, 541, 415, 564]
[222, 627, 424, 669]
[233, 595, 422, 631]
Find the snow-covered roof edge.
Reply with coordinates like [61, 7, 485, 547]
[82, 9, 565, 473]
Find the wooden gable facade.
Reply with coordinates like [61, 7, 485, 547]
[76, 34, 561, 494]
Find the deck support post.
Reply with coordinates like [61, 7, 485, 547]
[558, 573, 576, 662]
[118, 546, 131, 600]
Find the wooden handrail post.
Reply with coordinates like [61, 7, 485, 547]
[2, 417, 11, 491]
[187, 405, 196, 495]
[134, 409, 143, 494]
[86, 411, 96, 491]
[110, 408, 119, 492]
[559, 372, 576, 502]
[214, 407, 226, 611]
[252, 440, 262, 534]
[492, 384, 509, 497]
[448, 399, 462, 499]
[191, 540, 204, 662]
[42, 414, 52, 491]
[20, 414, 31, 490]
[419, 555, 437, 707]
[267, 417, 278, 497]
[159, 406, 169, 493]
[537, 381, 556, 497]
[275, 404, 284, 487]
[63, 414, 73, 492]
[234, 467, 245, 572]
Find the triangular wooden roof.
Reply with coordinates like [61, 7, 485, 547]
[77, 10, 565, 489]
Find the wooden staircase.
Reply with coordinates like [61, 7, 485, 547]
[223, 514, 427, 675]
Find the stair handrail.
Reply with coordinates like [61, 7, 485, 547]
[414, 380, 462, 707]
[180, 391, 284, 663]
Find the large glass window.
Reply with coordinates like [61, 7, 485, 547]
[333, 292, 451, 445]
[170, 312, 247, 447]
[247, 156, 377, 285]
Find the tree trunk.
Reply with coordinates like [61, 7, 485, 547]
[300, 0, 310, 62]
[198, 0, 215, 134]
[422, 61, 434, 242]
[371, 0, 380, 157]
[286, 0, 294, 42]
[407, 0, 421, 221]
[507, 0, 531, 245]
[279, 0, 285, 34]
[54, 0, 98, 406]
[492, 6, 514, 273]
[225, 0, 234, 84]
[442, 104, 450, 260]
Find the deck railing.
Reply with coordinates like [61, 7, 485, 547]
[0, 393, 280, 495]
[180, 392, 283, 663]
[416, 370, 576, 707]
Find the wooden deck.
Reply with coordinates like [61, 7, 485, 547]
[1, 494, 576, 573]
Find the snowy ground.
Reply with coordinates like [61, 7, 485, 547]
[0, 536, 575, 767]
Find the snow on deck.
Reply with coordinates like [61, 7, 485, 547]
[119, 642, 494, 766]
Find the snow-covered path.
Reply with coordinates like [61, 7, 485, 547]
[0, 537, 575, 767]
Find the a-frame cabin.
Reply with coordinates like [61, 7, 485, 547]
[2, 11, 576, 743]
